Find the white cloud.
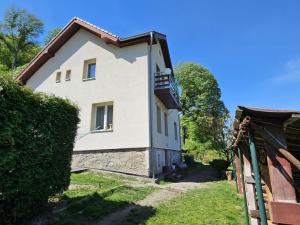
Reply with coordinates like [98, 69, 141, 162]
[272, 58, 300, 84]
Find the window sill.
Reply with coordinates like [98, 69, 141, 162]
[82, 77, 96, 82]
[91, 129, 113, 133]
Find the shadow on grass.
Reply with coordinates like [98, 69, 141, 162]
[163, 162, 221, 184]
[123, 206, 156, 225]
[27, 190, 156, 225]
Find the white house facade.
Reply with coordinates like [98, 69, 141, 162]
[17, 18, 181, 176]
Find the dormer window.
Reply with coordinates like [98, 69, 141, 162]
[83, 59, 96, 80]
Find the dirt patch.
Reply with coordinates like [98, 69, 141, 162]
[94, 166, 219, 225]
[69, 184, 98, 190]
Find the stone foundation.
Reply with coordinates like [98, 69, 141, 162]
[151, 148, 182, 175]
[72, 148, 149, 176]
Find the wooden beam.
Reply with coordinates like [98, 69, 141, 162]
[240, 143, 259, 225]
[284, 114, 300, 131]
[264, 125, 297, 203]
[266, 144, 297, 202]
[245, 176, 255, 184]
[269, 201, 300, 224]
[235, 151, 243, 194]
[251, 122, 300, 171]
[249, 210, 270, 220]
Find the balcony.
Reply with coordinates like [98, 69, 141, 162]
[154, 73, 180, 109]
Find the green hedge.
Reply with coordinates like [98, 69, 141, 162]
[0, 76, 80, 224]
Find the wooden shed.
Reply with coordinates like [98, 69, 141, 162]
[231, 106, 300, 225]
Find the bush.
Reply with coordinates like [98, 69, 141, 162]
[209, 159, 230, 171]
[183, 154, 195, 166]
[0, 76, 80, 224]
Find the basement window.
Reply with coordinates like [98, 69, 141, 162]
[66, 70, 71, 81]
[91, 103, 113, 131]
[56, 72, 61, 83]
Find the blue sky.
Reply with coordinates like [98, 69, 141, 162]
[1, 0, 300, 116]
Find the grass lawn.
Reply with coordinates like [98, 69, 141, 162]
[125, 181, 245, 225]
[47, 172, 155, 225]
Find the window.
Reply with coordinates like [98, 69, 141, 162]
[157, 105, 162, 133]
[87, 63, 96, 79]
[83, 59, 96, 80]
[56, 72, 61, 83]
[174, 122, 178, 140]
[164, 112, 168, 136]
[93, 103, 113, 131]
[66, 70, 71, 81]
[156, 64, 160, 74]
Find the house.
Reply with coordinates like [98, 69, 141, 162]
[17, 17, 181, 177]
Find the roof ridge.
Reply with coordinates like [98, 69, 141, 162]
[73, 17, 119, 38]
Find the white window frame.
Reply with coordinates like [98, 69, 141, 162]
[56, 71, 61, 83]
[83, 58, 96, 81]
[92, 103, 113, 132]
[65, 70, 71, 81]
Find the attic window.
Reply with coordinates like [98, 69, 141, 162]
[66, 70, 71, 81]
[56, 72, 61, 83]
[83, 59, 96, 80]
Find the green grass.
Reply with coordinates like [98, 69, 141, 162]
[124, 181, 245, 225]
[47, 172, 155, 225]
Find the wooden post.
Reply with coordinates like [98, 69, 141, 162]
[235, 149, 243, 194]
[240, 143, 259, 225]
[238, 147, 250, 225]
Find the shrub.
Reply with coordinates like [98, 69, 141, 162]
[0, 76, 80, 224]
[209, 159, 230, 171]
[183, 154, 195, 166]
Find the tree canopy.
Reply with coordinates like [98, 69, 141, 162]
[175, 62, 229, 160]
[44, 28, 61, 45]
[0, 7, 43, 70]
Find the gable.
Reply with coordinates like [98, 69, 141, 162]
[17, 17, 173, 84]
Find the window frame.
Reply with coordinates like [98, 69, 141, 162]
[56, 71, 61, 83]
[65, 70, 71, 81]
[164, 112, 168, 136]
[174, 122, 178, 140]
[83, 58, 96, 81]
[92, 103, 114, 132]
[87, 63, 96, 79]
[157, 105, 162, 133]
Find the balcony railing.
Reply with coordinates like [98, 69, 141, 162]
[154, 73, 180, 109]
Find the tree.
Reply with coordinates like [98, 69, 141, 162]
[0, 7, 43, 69]
[175, 62, 229, 160]
[44, 28, 61, 45]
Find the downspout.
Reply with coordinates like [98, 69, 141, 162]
[237, 147, 250, 225]
[148, 31, 155, 179]
[248, 130, 267, 225]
